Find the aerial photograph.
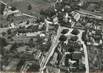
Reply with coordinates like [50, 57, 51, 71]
[0, 0, 103, 73]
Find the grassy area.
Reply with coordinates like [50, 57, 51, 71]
[31, 0, 49, 3]
[2, 0, 50, 16]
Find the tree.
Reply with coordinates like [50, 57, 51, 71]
[27, 4, 32, 10]
[11, 6, 17, 11]
[59, 35, 67, 42]
[70, 36, 78, 41]
[0, 38, 8, 55]
[40, 9, 46, 16]
[6, 14, 14, 22]
[71, 29, 80, 35]
[55, 2, 64, 12]
[28, 38, 35, 48]
[0, 38, 8, 48]
[7, 29, 12, 35]
[10, 42, 18, 51]
[0, 3, 5, 15]
[62, 0, 71, 5]
[1, 32, 6, 36]
[61, 29, 69, 34]
[82, 31, 87, 43]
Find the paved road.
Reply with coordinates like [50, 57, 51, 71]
[40, 26, 62, 73]
[77, 30, 89, 73]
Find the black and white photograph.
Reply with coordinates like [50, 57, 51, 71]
[0, 0, 103, 73]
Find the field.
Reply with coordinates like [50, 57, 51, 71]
[2, 0, 50, 16]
